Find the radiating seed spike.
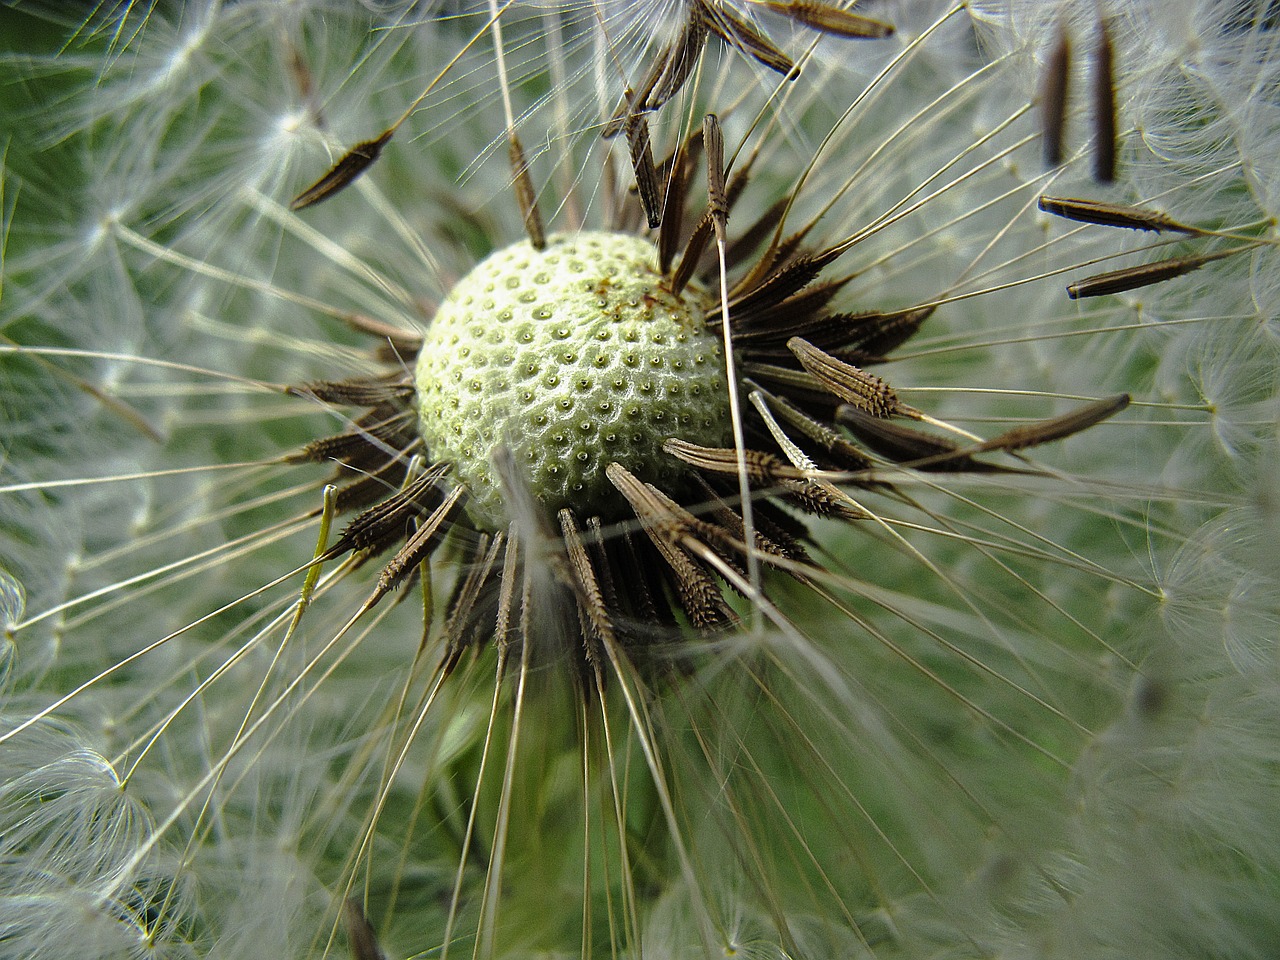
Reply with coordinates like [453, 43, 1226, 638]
[602, 17, 672, 142]
[730, 278, 851, 338]
[698, 0, 798, 77]
[727, 253, 827, 318]
[1041, 19, 1071, 168]
[703, 113, 728, 239]
[508, 133, 546, 249]
[667, 548, 735, 628]
[603, 2, 701, 141]
[290, 414, 414, 466]
[758, 390, 874, 470]
[343, 898, 387, 960]
[585, 517, 620, 612]
[330, 465, 449, 555]
[558, 509, 613, 666]
[688, 475, 802, 562]
[493, 526, 521, 656]
[601, 88, 635, 141]
[1092, 17, 1118, 183]
[372, 485, 466, 601]
[733, 227, 807, 295]
[333, 459, 412, 514]
[654, 126, 704, 187]
[788, 337, 904, 418]
[625, 112, 663, 229]
[679, 519, 751, 580]
[639, 482, 744, 622]
[672, 213, 715, 294]
[836, 404, 996, 472]
[291, 129, 393, 210]
[721, 151, 757, 215]
[1038, 195, 1201, 234]
[287, 376, 414, 407]
[719, 483, 813, 562]
[780, 477, 867, 520]
[605, 462, 734, 628]
[725, 195, 787, 268]
[645, 9, 709, 112]
[441, 532, 503, 668]
[838, 305, 933, 360]
[762, 1, 894, 39]
[663, 437, 802, 481]
[620, 529, 665, 629]
[975, 394, 1130, 453]
[343, 313, 424, 355]
[658, 131, 701, 273]
[754, 496, 813, 553]
[739, 360, 832, 407]
[1066, 247, 1243, 299]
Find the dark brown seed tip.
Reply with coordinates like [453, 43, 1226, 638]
[508, 133, 546, 250]
[1066, 247, 1242, 299]
[763, 1, 894, 39]
[342, 898, 388, 960]
[1041, 19, 1071, 168]
[1092, 17, 1117, 183]
[1038, 196, 1201, 234]
[977, 394, 1130, 453]
[700, 0, 797, 77]
[703, 113, 728, 234]
[291, 129, 394, 211]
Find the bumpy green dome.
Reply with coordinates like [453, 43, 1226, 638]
[415, 231, 733, 529]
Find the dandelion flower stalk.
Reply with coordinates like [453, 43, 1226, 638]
[1, 1, 1278, 958]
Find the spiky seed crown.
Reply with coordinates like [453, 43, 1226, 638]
[415, 232, 733, 528]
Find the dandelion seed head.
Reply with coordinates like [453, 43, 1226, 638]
[416, 231, 731, 526]
[3, 0, 1278, 956]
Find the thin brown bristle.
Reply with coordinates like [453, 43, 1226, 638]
[663, 437, 805, 482]
[658, 132, 701, 273]
[508, 133, 546, 249]
[287, 377, 413, 407]
[645, 8, 710, 112]
[439, 532, 504, 669]
[753, 390, 874, 471]
[835, 405, 988, 472]
[343, 313, 425, 355]
[672, 213, 715, 295]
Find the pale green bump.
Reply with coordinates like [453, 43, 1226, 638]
[416, 231, 734, 529]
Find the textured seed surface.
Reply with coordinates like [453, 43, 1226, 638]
[416, 231, 733, 529]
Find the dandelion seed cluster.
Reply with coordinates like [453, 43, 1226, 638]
[415, 232, 730, 527]
[1, 1, 1278, 958]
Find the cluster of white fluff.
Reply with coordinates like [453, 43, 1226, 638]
[1, 2, 1276, 958]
